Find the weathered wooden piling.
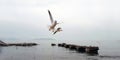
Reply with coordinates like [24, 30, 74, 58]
[69, 45, 77, 50]
[58, 44, 62, 47]
[51, 43, 56, 46]
[76, 46, 86, 52]
[64, 44, 70, 48]
[86, 46, 99, 54]
[60, 43, 66, 47]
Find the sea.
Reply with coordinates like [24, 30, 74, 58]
[0, 39, 120, 60]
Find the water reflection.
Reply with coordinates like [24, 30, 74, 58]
[86, 53, 99, 56]
[86, 57, 99, 60]
[0, 47, 2, 54]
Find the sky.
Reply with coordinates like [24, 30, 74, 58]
[0, 0, 120, 41]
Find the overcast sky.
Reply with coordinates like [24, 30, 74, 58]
[0, 0, 120, 41]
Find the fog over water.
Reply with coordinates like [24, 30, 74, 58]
[0, 0, 120, 60]
[0, 0, 120, 41]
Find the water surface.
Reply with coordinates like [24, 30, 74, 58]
[0, 39, 120, 60]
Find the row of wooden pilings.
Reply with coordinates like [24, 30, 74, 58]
[52, 43, 99, 55]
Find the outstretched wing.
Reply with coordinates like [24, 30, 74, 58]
[53, 30, 57, 34]
[48, 10, 54, 24]
[53, 27, 62, 35]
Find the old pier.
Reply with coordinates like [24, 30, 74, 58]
[0, 40, 37, 47]
[57, 43, 99, 54]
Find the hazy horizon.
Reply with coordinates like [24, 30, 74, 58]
[0, 0, 120, 41]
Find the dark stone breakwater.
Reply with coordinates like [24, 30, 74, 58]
[54, 43, 99, 54]
[0, 43, 38, 46]
[0, 40, 38, 46]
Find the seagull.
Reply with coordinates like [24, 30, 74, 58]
[53, 27, 62, 34]
[48, 10, 58, 32]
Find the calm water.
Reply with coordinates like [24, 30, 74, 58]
[0, 39, 120, 60]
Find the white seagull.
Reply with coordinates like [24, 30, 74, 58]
[48, 10, 58, 32]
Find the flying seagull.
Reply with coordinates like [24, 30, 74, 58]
[48, 10, 58, 32]
[48, 10, 63, 34]
[53, 27, 62, 34]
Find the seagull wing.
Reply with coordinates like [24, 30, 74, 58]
[48, 10, 54, 24]
[53, 28, 62, 35]
[53, 30, 58, 34]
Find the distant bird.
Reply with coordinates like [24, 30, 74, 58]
[48, 10, 58, 32]
[53, 27, 62, 34]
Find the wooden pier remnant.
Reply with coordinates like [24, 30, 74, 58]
[64, 44, 71, 48]
[0, 43, 38, 46]
[57, 43, 99, 54]
[86, 46, 99, 54]
[76, 46, 86, 52]
[58, 43, 66, 47]
[69, 45, 77, 50]
[0, 40, 38, 47]
[61, 43, 66, 47]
